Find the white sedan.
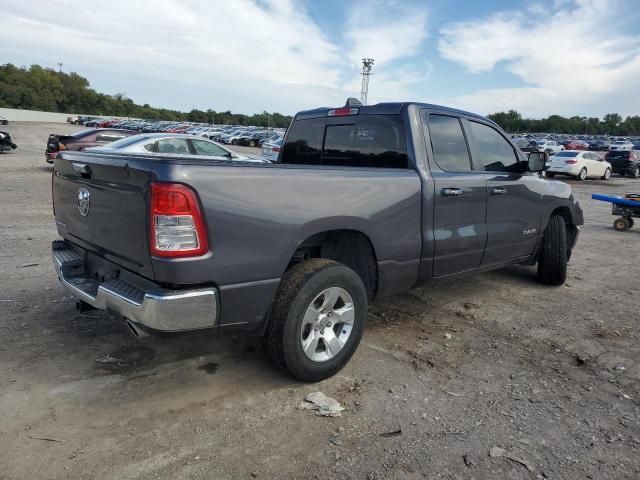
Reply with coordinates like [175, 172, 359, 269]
[546, 150, 612, 181]
[609, 140, 634, 151]
[535, 139, 564, 155]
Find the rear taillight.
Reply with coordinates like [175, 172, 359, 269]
[51, 168, 55, 215]
[58, 143, 67, 151]
[565, 159, 578, 164]
[150, 182, 208, 258]
[272, 146, 281, 153]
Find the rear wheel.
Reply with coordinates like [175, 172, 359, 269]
[633, 166, 640, 178]
[249, 140, 256, 147]
[577, 168, 587, 181]
[537, 215, 567, 285]
[264, 259, 367, 382]
[613, 217, 631, 232]
[602, 168, 611, 180]
[546, 172, 556, 179]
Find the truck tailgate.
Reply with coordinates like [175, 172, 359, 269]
[53, 152, 153, 277]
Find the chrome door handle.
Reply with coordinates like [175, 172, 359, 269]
[441, 188, 462, 197]
[491, 187, 507, 195]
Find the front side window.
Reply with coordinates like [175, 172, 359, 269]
[191, 139, 230, 157]
[468, 121, 520, 173]
[427, 114, 471, 172]
[156, 138, 190, 154]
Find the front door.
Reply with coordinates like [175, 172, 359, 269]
[423, 113, 488, 277]
[464, 119, 542, 265]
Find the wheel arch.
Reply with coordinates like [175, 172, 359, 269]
[544, 205, 578, 259]
[286, 228, 379, 302]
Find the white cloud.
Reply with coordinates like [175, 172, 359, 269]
[437, 0, 640, 117]
[345, 0, 428, 66]
[0, 0, 344, 113]
[342, 0, 430, 103]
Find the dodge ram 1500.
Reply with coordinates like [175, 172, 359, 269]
[52, 99, 583, 381]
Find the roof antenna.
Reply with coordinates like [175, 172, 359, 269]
[345, 98, 362, 107]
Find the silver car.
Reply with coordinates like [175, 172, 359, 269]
[86, 133, 268, 163]
[261, 138, 282, 161]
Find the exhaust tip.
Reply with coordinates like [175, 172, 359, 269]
[125, 320, 150, 338]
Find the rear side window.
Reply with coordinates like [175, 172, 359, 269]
[156, 138, 190, 154]
[468, 121, 520, 173]
[427, 114, 471, 172]
[281, 115, 408, 168]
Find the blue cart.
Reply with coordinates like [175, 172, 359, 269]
[592, 194, 640, 231]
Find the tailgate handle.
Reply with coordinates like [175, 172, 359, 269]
[72, 162, 91, 178]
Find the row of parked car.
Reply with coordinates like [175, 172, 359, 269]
[67, 116, 285, 148]
[513, 136, 640, 155]
[46, 126, 284, 163]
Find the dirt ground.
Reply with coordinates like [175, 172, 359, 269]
[0, 122, 638, 480]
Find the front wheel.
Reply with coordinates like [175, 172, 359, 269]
[577, 168, 587, 181]
[602, 168, 611, 180]
[249, 140, 256, 147]
[613, 217, 631, 232]
[546, 172, 556, 179]
[264, 259, 367, 382]
[537, 215, 567, 285]
[633, 166, 640, 178]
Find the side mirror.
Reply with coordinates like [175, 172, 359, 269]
[528, 151, 547, 172]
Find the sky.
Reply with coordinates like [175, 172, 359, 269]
[2, 0, 640, 118]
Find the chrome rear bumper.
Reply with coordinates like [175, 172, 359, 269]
[52, 242, 218, 332]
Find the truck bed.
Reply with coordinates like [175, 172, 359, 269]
[53, 150, 423, 329]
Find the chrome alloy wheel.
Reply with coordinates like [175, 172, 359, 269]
[300, 287, 355, 362]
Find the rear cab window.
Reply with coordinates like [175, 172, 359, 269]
[281, 115, 408, 168]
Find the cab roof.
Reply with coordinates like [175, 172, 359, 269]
[294, 101, 492, 124]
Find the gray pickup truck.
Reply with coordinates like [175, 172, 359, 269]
[52, 100, 583, 381]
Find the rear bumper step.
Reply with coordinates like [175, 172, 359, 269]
[52, 241, 218, 332]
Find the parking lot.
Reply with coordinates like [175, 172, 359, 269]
[1, 122, 639, 479]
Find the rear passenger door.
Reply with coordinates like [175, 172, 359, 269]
[465, 120, 542, 265]
[585, 152, 606, 176]
[422, 112, 487, 277]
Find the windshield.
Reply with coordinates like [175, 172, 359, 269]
[536, 140, 548, 145]
[553, 151, 579, 157]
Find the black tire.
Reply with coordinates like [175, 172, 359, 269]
[537, 215, 567, 285]
[577, 168, 587, 181]
[249, 140, 256, 147]
[264, 258, 367, 382]
[546, 172, 556, 179]
[602, 168, 611, 180]
[545, 149, 552, 156]
[232, 139, 238, 145]
[628, 217, 635, 228]
[633, 166, 640, 178]
[613, 217, 631, 232]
